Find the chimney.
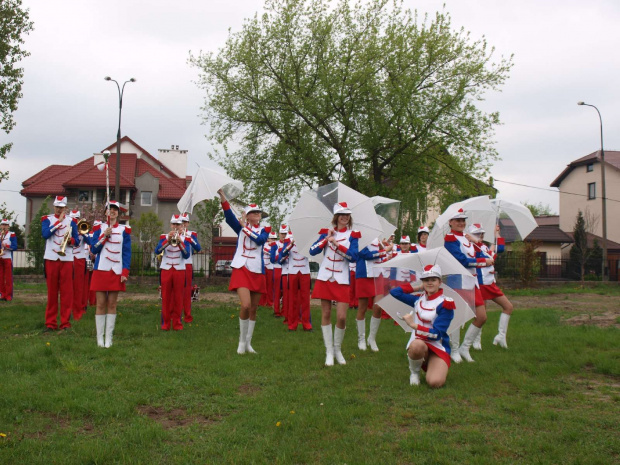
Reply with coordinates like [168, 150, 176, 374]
[157, 145, 188, 179]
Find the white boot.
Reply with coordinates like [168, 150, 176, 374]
[473, 327, 482, 351]
[95, 314, 106, 348]
[237, 318, 249, 354]
[322, 324, 334, 366]
[356, 319, 367, 351]
[367, 316, 381, 352]
[333, 326, 347, 365]
[459, 324, 481, 363]
[493, 313, 511, 349]
[408, 357, 423, 386]
[104, 314, 116, 348]
[246, 319, 257, 354]
[449, 328, 462, 363]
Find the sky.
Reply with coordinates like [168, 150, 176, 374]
[2, 0, 620, 225]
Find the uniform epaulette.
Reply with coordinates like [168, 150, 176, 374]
[318, 228, 329, 235]
[411, 245, 418, 252]
[72, 217, 78, 224]
[350, 230, 361, 239]
[125, 226, 132, 234]
[41, 215, 48, 222]
[442, 297, 456, 310]
[264, 226, 272, 233]
[92, 224, 102, 232]
[444, 233, 457, 242]
[160, 233, 167, 239]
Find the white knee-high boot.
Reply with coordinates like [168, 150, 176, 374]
[493, 313, 511, 349]
[367, 316, 381, 352]
[237, 318, 249, 354]
[356, 319, 367, 351]
[322, 324, 334, 366]
[104, 314, 116, 348]
[95, 314, 106, 348]
[473, 327, 482, 351]
[408, 357, 423, 386]
[333, 326, 347, 365]
[459, 324, 481, 363]
[449, 328, 462, 363]
[246, 319, 257, 354]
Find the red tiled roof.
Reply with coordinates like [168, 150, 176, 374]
[103, 136, 178, 179]
[135, 159, 186, 200]
[20, 165, 72, 195]
[550, 150, 620, 187]
[63, 154, 136, 189]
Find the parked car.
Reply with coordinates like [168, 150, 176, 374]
[215, 260, 233, 277]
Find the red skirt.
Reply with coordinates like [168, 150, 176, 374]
[422, 343, 451, 372]
[356, 277, 380, 299]
[229, 266, 266, 293]
[474, 287, 484, 307]
[480, 282, 504, 301]
[90, 270, 126, 292]
[312, 279, 349, 303]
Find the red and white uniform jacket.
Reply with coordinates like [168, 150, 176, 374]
[156, 234, 190, 271]
[182, 230, 201, 266]
[444, 230, 488, 288]
[309, 228, 360, 285]
[72, 233, 89, 260]
[1, 231, 18, 260]
[278, 241, 310, 275]
[41, 214, 79, 262]
[91, 223, 132, 276]
[474, 239, 505, 286]
[263, 243, 275, 270]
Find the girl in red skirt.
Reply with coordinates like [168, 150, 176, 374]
[309, 202, 360, 366]
[218, 189, 271, 354]
[90, 202, 131, 348]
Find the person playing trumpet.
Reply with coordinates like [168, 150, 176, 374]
[155, 215, 190, 331]
[0, 218, 18, 301]
[90, 201, 131, 347]
[41, 196, 79, 332]
[69, 209, 89, 321]
[180, 213, 201, 324]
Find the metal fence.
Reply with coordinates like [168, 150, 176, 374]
[494, 254, 606, 281]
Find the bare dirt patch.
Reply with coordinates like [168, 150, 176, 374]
[237, 383, 262, 395]
[137, 405, 223, 429]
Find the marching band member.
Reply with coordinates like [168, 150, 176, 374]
[279, 226, 291, 324]
[218, 189, 270, 354]
[69, 209, 88, 321]
[390, 235, 417, 288]
[259, 231, 276, 307]
[155, 215, 190, 331]
[271, 226, 285, 317]
[86, 221, 100, 309]
[391, 264, 455, 387]
[90, 202, 131, 347]
[0, 219, 18, 301]
[355, 238, 392, 351]
[310, 202, 360, 366]
[41, 196, 79, 331]
[443, 209, 493, 363]
[180, 213, 201, 323]
[277, 234, 312, 331]
[468, 224, 513, 349]
[415, 226, 429, 250]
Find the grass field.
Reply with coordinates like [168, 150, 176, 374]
[0, 284, 618, 464]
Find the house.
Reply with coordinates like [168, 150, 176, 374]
[551, 150, 620, 244]
[499, 215, 574, 258]
[21, 136, 191, 229]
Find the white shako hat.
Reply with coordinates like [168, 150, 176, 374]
[279, 224, 289, 234]
[268, 231, 277, 239]
[417, 226, 430, 235]
[0, 218, 9, 225]
[420, 264, 442, 280]
[467, 223, 485, 235]
[333, 202, 352, 215]
[244, 203, 262, 215]
[53, 196, 68, 207]
[170, 214, 183, 224]
[69, 209, 81, 219]
[399, 235, 411, 244]
[181, 213, 190, 222]
[449, 208, 468, 220]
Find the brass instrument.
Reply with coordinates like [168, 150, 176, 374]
[169, 231, 180, 247]
[156, 232, 179, 262]
[0, 231, 6, 255]
[77, 219, 91, 234]
[57, 229, 72, 256]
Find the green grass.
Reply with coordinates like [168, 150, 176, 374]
[0, 292, 618, 464]
[506, 282, 620, 296]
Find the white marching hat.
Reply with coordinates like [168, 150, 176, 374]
[108, 201, 127, 212]
[244, 203, 262, 215]
[53, 196, 68, 207]
[0, 218, 9, 225]
[399, 235, 411, 244]
[181, 213, 190, 222]
[417, 226, 430, 235]
[420, 264, 442, 280]
[69, 209, 81, 218]
[467, 223, 485, 235]
[170, 214, 183, 224]
[268, 231, 277, 239]
[449, 208, 468, 220]
[279, 224, 289, 234]
[333, 202, 352, 215]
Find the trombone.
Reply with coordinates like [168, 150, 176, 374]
[77, 219, 91, 235]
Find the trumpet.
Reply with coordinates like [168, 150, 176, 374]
[57, 229, 72, 256]
[156, 232, 179, 262]
[77, 219, 91, 234]
[0, 231, 6, 255]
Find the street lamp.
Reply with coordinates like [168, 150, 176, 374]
[104, 76, 136, 205]
[577, 101, 607, 281]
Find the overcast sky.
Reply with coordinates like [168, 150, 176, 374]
[2, 0, 619, 224]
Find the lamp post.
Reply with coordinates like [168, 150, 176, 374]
[104, 76, 136, 204]
[577, 101, 607, 281]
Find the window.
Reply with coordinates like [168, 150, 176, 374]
[78, 190, 90, 202]
[588, 182, 596, 200]
[141, 191, 152, 206]
[586, 163, 594, 172]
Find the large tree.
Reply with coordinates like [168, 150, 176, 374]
[191, 0, 511, 229]
[0, 0, 33, 182]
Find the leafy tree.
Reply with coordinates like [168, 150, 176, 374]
[0, 0, 34, 182]
[522, 201, 555, 217]
[26, 196, 50, 273]
[133, 212, 163, 271]
[193, 199, 225, 275]
[569, 210, 601, 283]
[191, 0, 512, 229]
[0, 202, 16, 221]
